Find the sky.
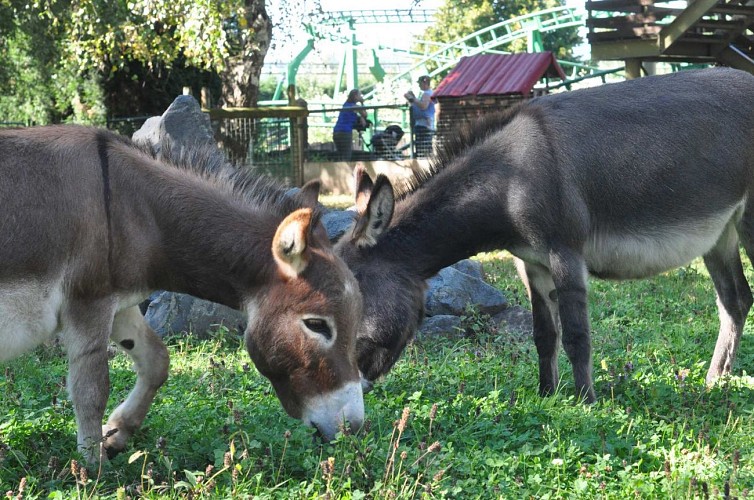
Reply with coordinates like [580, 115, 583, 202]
[262, 0, 590, 81]
[264, 0, 443, 74]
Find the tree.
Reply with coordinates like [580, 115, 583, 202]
[0, 1, 105, 124]
[421, 0, 582, 73]
[0, 0, 275, 125]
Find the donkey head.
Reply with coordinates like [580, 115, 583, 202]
[244, 182, 364, 441]
[335, 173, 426, 386]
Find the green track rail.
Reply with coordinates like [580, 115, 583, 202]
[363, 5, 592, 99]
[269, 6, 628, 104]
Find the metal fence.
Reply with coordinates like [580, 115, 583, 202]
[205, 107, 308, 186]
[306, 104, 414, 161]
[105, 108, 307, 187]
[14, 97, 541, 187]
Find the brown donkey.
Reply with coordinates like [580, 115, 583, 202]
[337, 68, 754, 402]
[0, 125, 364, 464]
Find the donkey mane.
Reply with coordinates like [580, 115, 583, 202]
[134, 133, 319, 221]
[399, 103, 526, 199]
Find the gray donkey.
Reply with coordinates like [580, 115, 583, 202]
[0, 126, 364, 464]
[337, 67, 754, 402]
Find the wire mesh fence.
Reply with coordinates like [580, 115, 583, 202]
[306, 104, 413, 161]
[206, 107, 308, 186]
[433, 95, 528, 155]
[12, 95, 539, 187]
[212, 115, 300, 184]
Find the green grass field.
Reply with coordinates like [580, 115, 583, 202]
[1, 251, 753, 498]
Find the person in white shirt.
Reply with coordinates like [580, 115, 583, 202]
[403, 75, 435, 157]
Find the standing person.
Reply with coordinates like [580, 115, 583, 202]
[332, 89, 368, 161]
[403, 75, 435, 157]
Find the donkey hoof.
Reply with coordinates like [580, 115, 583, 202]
[102, 425, 128, 458]
[360, 377, 374, 393]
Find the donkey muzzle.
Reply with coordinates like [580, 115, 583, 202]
[302, 381, 364, 441]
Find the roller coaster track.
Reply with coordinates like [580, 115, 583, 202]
[362, 5, 600, 100]
[266, 6, 623, 104]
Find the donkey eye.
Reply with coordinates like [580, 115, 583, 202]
[303, 318, 332, 340]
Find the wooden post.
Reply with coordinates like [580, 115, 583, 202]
[625, 59, 643, 80]
[200, 87, 212, 108]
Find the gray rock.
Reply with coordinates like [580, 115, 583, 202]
[425, 265, 508, 317]
[285, 188, 357, 242]
[451, 259, 485, 281]
[417, 314, 462, 338]
[145, 291, 246, 339]
[132, 95, 214, 155]
[322, 209, 357, 242]
[131, 116, 163, 149]
[492, 305, 533, 336]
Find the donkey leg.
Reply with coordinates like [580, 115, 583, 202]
[103, 306, 169, 457]
[548, 247, 595, 403]
[59, 300, 115, 465]
[703, 225, 752, 385]
[517, 258, 562, 397]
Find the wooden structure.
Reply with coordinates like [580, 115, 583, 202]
[587, 0, 754, 77]
[432, 52, 565, 151]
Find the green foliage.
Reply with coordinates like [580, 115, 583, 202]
[63, 0, 243, 74]
[2, 253, 754, 497]
[0, 2, 107, 125]
[0, 0, 272, 124]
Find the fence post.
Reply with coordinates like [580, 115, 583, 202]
[296, 114, 307, 186]
[201, 87, 212, 109]
[286, 87, 309, 186]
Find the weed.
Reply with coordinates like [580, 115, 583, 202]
[1, 255, 754, 497]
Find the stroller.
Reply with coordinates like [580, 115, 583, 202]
[369, 125, 405, 160]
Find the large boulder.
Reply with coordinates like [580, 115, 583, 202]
[425, 261, 508, 317]
[145, 292, 246, 339]
[417, 314, 462, 339]
[132, 94, 215, 155]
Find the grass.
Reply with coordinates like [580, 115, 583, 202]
[2, 251, 754, 498]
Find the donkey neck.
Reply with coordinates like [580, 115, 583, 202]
[158, 193, 278, 308]
[376, 166, 512, 279]
[115, 160, 284, 309]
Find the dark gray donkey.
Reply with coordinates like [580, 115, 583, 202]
[0, 125, 364, 464]
[336, 67, 754, 402]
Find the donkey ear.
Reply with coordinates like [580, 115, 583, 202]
[354, 166, 374, 215]
[272, 208, 313, 279]
[295, 180, 321, 209]
[351, 175, 394, 248]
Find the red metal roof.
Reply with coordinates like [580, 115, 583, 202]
[433, 52, 566, 98]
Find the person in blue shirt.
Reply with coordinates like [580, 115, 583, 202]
[332, 89, 368, 161]
[403, 75, 435, 157]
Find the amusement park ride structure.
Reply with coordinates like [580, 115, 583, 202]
[269, 1, 754, 105]
[270, 9, 438, 102]
[270, 6, 609, 104]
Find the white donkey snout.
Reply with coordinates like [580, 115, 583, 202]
[302, 381, 364, 441]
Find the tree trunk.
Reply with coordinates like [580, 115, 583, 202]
[218, 0, 272, 162]
[221, 0, 271, 107]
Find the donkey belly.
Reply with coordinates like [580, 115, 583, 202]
[584, 205, 742, 280]
[0, 278, 65, 361]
